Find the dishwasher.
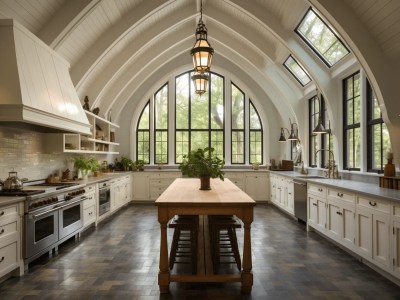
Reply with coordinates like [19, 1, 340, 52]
[293, 178, 308, 223]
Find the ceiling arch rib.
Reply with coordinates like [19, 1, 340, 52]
[70, 0, 177, 89]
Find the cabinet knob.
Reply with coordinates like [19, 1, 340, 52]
[337, 192, 343, 197]
[0, 228, 4, 234]
[318, 188, 323, 192]
[0, 211, 4, 216]
[0, 256, 4, 263]
[336, 211, 343, 215]
[313, 203, 317, 206]
[369, 201, 377, 207]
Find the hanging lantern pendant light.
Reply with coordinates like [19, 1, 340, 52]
[191, 72, 209, 95]
[190, 0, 214, 74]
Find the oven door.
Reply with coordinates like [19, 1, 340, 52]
[25, 208, 59, 259]
[59, 199, 84, 240]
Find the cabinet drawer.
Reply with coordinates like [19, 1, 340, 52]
[0, 204, 18, 224]
[85, 184, 96, 193]
[308, 184, 326, 196]
[83, 206, 96, 225]
[0, 240, 18, 273]
[225, 172, 243, 179]
[83, 193, 96, 209]
[150, 190, 164, 199]
[357, 196, 390, 214]
[0, 220, 17, 243]
[149, 178, 173, 186]
[327, 188, 355, 204]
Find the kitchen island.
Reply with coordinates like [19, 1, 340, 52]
[155, 178, 256, 294]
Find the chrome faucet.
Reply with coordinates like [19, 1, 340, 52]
[315, 149, 340, 179]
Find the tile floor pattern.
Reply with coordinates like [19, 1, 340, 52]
[1, 204, 400, 299]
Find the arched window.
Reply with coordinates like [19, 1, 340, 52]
[249, 100, 263, 164]
[175, 72, 224, 163]
[137, 101, 150, 163]
[135, 71, 264, 165]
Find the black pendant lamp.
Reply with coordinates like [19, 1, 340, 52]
[190, 0, 214, 74]
[313, 88, 330, 134]
[192, 72, 209, 95]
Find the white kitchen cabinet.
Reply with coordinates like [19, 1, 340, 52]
[269, 174, 293, 215]
[224, 172, 245, 190]
[326, 188, 356, 249]
[132, 172, 150, 201]
[393, 220, 400, 277]
[111, 175, 131, 210]
[307, 183, 327, 233]
[270, 174, 277, 204]
[83, 190, 96, 228]
[149, 172, 180, 200]
[244, 172, 269, 202]
[355, 196, 391, 270]
[0, 202, 24, 279]
[45, 110, 119, 155]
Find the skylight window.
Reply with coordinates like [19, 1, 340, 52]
[283, 55, 312, 86]
[296, 8, 350, 67]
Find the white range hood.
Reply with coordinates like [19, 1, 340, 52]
[0, 19, 91, 135]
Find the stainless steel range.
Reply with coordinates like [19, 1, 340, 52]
[21, 181, 87, 267]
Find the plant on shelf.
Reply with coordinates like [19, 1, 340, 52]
[179, 147, 224, 190]
[72, 156, 99, 179]
[134, 160, 145, 171]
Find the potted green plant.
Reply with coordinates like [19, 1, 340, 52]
[134, 160, 145, 171]
[73, 156, 99, 179]
[179, 147, 224, 190]
[120, 156, 133, 171]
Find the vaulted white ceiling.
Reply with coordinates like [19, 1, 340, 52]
[1, 0, 399, 155]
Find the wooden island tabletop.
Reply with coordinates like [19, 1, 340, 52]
[155, 178, 256, 206]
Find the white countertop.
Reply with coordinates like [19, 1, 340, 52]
[270, 171, 400, 202]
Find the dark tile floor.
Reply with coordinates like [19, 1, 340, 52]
[1, 204, 400, 299]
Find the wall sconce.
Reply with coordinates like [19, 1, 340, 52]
[278, 118, 299, 142]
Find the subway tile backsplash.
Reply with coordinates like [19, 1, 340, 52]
[0, 126, 107, 181]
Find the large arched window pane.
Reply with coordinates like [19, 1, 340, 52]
[137, 101, 150, 163]
[231, 83, 245, 164]
[249, 101, 263, 164]
[154, 84, 168, 164]
[175, 72, 224, 163]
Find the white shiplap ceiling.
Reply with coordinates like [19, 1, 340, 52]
[0, 0, 399, 131]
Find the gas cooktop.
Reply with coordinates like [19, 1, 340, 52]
[0, 190, 46, 197]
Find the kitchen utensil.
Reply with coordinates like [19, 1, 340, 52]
[3, 171, 28, 190]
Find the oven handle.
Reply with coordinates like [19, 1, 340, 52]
[30, 197, 86, 220]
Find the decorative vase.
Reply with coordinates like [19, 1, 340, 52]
[384, 158, 395, 177]
[200, 176, 211, 190]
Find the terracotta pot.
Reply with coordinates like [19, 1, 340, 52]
[199, 176, 211, 190]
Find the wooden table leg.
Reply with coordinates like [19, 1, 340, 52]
[241, 210, 253, 294]
[158, 209, 170, 293]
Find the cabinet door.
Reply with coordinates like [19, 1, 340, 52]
[372, 211, 391, 269]
[327, 200, 341, 242]
[393, 221, 400, 277]
[286, 181, 294, 214]
[316, 198, 327, 232]
[355, 206, 373, 259]
[308, 195, 318, 228]
[245, 174, 268, 201]
[270, 178, 276, 204]
[341, 203, 356, 250]
[132, 174, 150, 200]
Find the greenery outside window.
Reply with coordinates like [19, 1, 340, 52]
[231, 83, 245, 164]
[175, 72, 224, 163]
[366, 80, 391, 173]
[249, 101, 263, 164]
[283, 55, 312, 86]
[154, 84, 168, 164]
[343, 71, 361, 170]
[137, 101, 150, 163]
[296, 8, 350, 67]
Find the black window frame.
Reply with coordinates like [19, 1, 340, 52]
[249, 100, 263, 165]
[174, 71, 225, 164]
[283, 54, 312, 87]
[366, 80, 386, 173]
[136, 100, 150, 164]
[295, 7, 350, 68]
[231, 82, 245, 165]
[343, 71, 361, 171]
[154, 83, 169, 164]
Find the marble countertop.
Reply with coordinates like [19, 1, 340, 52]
[270, 171, 400, 202]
